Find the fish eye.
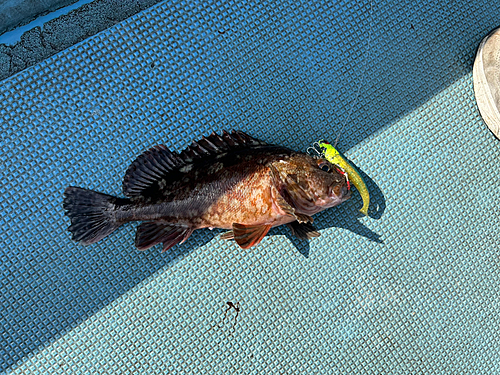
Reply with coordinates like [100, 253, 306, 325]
[317, 160, 331, 172]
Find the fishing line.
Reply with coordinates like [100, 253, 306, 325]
[334, 0, 375, 148]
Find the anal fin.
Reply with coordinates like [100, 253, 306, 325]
[232, 223, 272, 249]
[135, 222, 193, 252]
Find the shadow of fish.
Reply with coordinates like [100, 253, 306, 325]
[63, 131, 350, 250]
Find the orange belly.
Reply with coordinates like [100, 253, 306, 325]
[199, 166, 292, 229]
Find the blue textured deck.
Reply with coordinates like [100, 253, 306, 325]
[2, 0, 500, 373]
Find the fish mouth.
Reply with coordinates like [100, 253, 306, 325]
[341, 184, 350, 198]
[329, 183, 350, 201]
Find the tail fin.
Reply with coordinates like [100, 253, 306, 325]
[63, 186, 126, 245]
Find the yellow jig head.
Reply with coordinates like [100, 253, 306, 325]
[311, 140, 370, 216]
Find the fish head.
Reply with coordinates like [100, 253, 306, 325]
[271, 154, 351, 215]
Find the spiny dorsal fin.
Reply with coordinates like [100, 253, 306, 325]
[179, 130, 268, 161]
[122, 131, 270, 198]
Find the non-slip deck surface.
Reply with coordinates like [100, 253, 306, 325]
[2, 0, 500, 373]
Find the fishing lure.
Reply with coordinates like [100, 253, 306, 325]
[309, 140, 370, 216]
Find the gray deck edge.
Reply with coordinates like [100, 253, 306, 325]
[0, 0, 163, 81]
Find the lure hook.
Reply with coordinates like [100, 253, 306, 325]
[307, 142, 324, 158]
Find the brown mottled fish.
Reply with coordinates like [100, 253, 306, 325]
[63, 130, 350, 250]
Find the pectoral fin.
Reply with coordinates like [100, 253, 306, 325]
[275, 193, 296, 216]
[232, 223, 272, 249]
[272, 184, 313, 224]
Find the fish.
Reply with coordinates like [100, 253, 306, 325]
[316, 140, 370, 215]
[63, 130, 351, 251]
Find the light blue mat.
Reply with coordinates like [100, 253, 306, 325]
[2, 0, 500, 373]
